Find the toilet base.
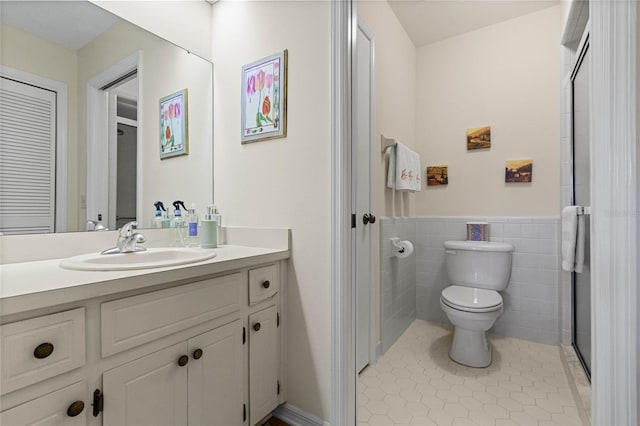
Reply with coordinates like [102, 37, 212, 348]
[449, 327, 492, 368]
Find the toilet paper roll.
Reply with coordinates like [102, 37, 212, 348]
[394, 240, 414, 258]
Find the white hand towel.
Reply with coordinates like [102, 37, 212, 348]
[561, 206, 579, 272]
[389, 142, 421, 192]
[574, 214, 586, 273]
[386, 145, 396, 189]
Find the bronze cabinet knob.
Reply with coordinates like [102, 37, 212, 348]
[178, 355, 189, 367]
[253, 323, 261, 332]
[33, 342, 54, 359]
[262, 280, 271, 289]
[193, 348, 203, 360]
[67, 400, 84, 417]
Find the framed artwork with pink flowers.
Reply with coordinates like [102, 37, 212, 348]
[241, 50, 288, 144]
[159, 89, 188, 159]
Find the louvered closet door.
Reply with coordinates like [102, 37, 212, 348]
[0, 77, 56, 234]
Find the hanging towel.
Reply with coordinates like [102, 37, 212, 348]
[574, 213, 586, 273]
[561, 206, 586, 272]
[386, 142, 421, 192]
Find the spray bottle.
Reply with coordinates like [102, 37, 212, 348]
[151, 201, 167, 228]
[171, 200, 187, 246]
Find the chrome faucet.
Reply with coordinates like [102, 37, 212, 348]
[87, 220, 108, 231]
[101, 221, 147, 255]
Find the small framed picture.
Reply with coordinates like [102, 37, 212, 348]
[426, 165, 448, 186]
[505, 159, 533, 182]
[159, 89, 188, 159]
[466, 126, 491, 150]
[241, 50, 288, 144]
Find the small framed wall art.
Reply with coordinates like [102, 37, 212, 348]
[426, 165, 448, 186]
[466, 126, 491, 150]
[159, 89, 188, 159]
[505, 159, 533, 182]
[241, 50, 288, 144]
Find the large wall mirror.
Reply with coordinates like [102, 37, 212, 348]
[0, 1, 213, 235]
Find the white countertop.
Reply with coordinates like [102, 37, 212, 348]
[0, 245, 290, 317]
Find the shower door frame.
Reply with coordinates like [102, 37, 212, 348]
[569, 29, 591, 381]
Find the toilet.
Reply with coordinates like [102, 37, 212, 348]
[440, 240, 514, 367]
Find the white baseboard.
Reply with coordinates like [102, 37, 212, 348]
[273, 403, 328, 426]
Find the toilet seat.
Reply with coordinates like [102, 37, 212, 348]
[441, 286, 502, 313]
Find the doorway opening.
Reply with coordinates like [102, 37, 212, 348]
[86, 52, 140, 230]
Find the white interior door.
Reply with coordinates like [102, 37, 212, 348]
[355, 25, 374, 373]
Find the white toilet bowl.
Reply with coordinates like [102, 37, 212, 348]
[440, 286, 503, 367]
[440, 240, 514, 367]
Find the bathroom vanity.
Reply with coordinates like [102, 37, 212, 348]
[0, 228, 290, 426]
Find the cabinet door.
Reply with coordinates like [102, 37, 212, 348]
[103, 343, 188, 426]
[188, 320, 243, 426]
[0, 381, 87, 426]
[249, 305, 279, 424]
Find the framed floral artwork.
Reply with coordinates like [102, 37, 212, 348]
[159, 89, 188, 159]
[241, 50, 288, 144]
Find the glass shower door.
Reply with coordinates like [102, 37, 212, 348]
[571, 40, 591, 378]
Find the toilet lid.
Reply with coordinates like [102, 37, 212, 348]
[441, 286, 502, 312]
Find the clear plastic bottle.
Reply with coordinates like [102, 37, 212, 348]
[171, 200, 187, 246]
[151, 201, 166, 228]
[186, 203, 199, 247]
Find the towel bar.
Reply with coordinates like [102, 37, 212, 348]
[381, 134, 396, 153]
[577, 206, 591, 215]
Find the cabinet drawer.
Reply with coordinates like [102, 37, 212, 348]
[101, 273, 242, 357]
[249, 264, 278, 305]
[0, 381, 87, 426]
[0, 308, 85, 395]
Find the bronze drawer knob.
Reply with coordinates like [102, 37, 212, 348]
[33, 342, 54, 359]
[193, 348, 203, 360]
[67, 400, 84, 417]
[178, 355, 189, 367]
[262, 280, 271, 289]
[253, 323, 261, 332]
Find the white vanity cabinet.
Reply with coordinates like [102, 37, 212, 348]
[0, 381, 88, 426]
[249, 305, 280, 423]
[103, 320, 243, 426]
[0, 255, 286, 426]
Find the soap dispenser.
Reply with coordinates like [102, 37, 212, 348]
[151, 201, 167, 228]
[201, 204, 218, 248]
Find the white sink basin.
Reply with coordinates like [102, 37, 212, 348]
[60, 247, 217, 271]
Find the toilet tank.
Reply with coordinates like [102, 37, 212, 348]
[444, 241, 514, 291]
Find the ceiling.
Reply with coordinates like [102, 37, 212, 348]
[0, 1, 119, 50]
[387, 0, 559, 47]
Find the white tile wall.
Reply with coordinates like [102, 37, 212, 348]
[379, 217, 417, 353]
[379, 216, 563, 352]
[415, 216, 561, 346]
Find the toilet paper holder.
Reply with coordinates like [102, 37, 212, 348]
[390, 238, 405, 252]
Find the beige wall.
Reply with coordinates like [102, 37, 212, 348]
[77, 21, 213, 227]
[415, 6, 561, 216]
[211, 1, 331, 420]
[358, 0, 418, 353]
[0, 23, 80, 231]
[91, 0, 212, 61]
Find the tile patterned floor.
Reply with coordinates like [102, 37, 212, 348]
[358, 320, 585, 426]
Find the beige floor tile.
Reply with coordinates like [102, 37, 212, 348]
[410, 416, 437, 425]
[385, 394, 408, 409]
[387, 407, 413, 424]
[428, 408, 454, 425]
[358, 320, 585, 426]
